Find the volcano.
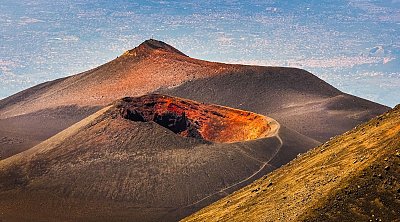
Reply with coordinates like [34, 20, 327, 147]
[0, 39, 392, 221]
[0, 94, 318, 221]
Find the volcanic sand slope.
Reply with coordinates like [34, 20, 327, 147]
[0, 95, 318, 221]
[159, 69, 389, 142]
[183, 105, 400, 222]
[0, 39, 389, 159]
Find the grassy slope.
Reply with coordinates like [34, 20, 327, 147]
[183, 105, 400, 222]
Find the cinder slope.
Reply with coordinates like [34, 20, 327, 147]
[0, 95, 318, 222]
[183, 105, 400, 222]
[160, 70, 389, 142]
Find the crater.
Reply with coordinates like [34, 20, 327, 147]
[117, 94, 271, 143]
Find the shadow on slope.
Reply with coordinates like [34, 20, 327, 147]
[0, 105, 100, 160]
[159, 69, 389, 142]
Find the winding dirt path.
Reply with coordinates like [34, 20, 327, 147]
[183, 117, 282, 208]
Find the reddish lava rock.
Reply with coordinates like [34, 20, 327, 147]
[117, 94, 271, 143]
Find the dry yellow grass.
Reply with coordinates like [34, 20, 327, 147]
[183, 105, 400, 222]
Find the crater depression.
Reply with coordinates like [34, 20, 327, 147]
[117, 94, 272, 143]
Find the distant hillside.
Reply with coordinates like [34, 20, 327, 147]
[183, 105, 400, 222]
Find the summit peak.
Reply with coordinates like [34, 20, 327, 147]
[123, 39, 187, 57]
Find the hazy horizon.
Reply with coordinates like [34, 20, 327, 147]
[1, 0, 399, 106]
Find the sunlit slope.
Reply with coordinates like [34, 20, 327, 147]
[183, 105, 400, 222]
[0, 39, 239, 119]
[0, 39, 243, 158]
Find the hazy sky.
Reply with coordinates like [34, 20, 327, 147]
[0, 0, 399, 106]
